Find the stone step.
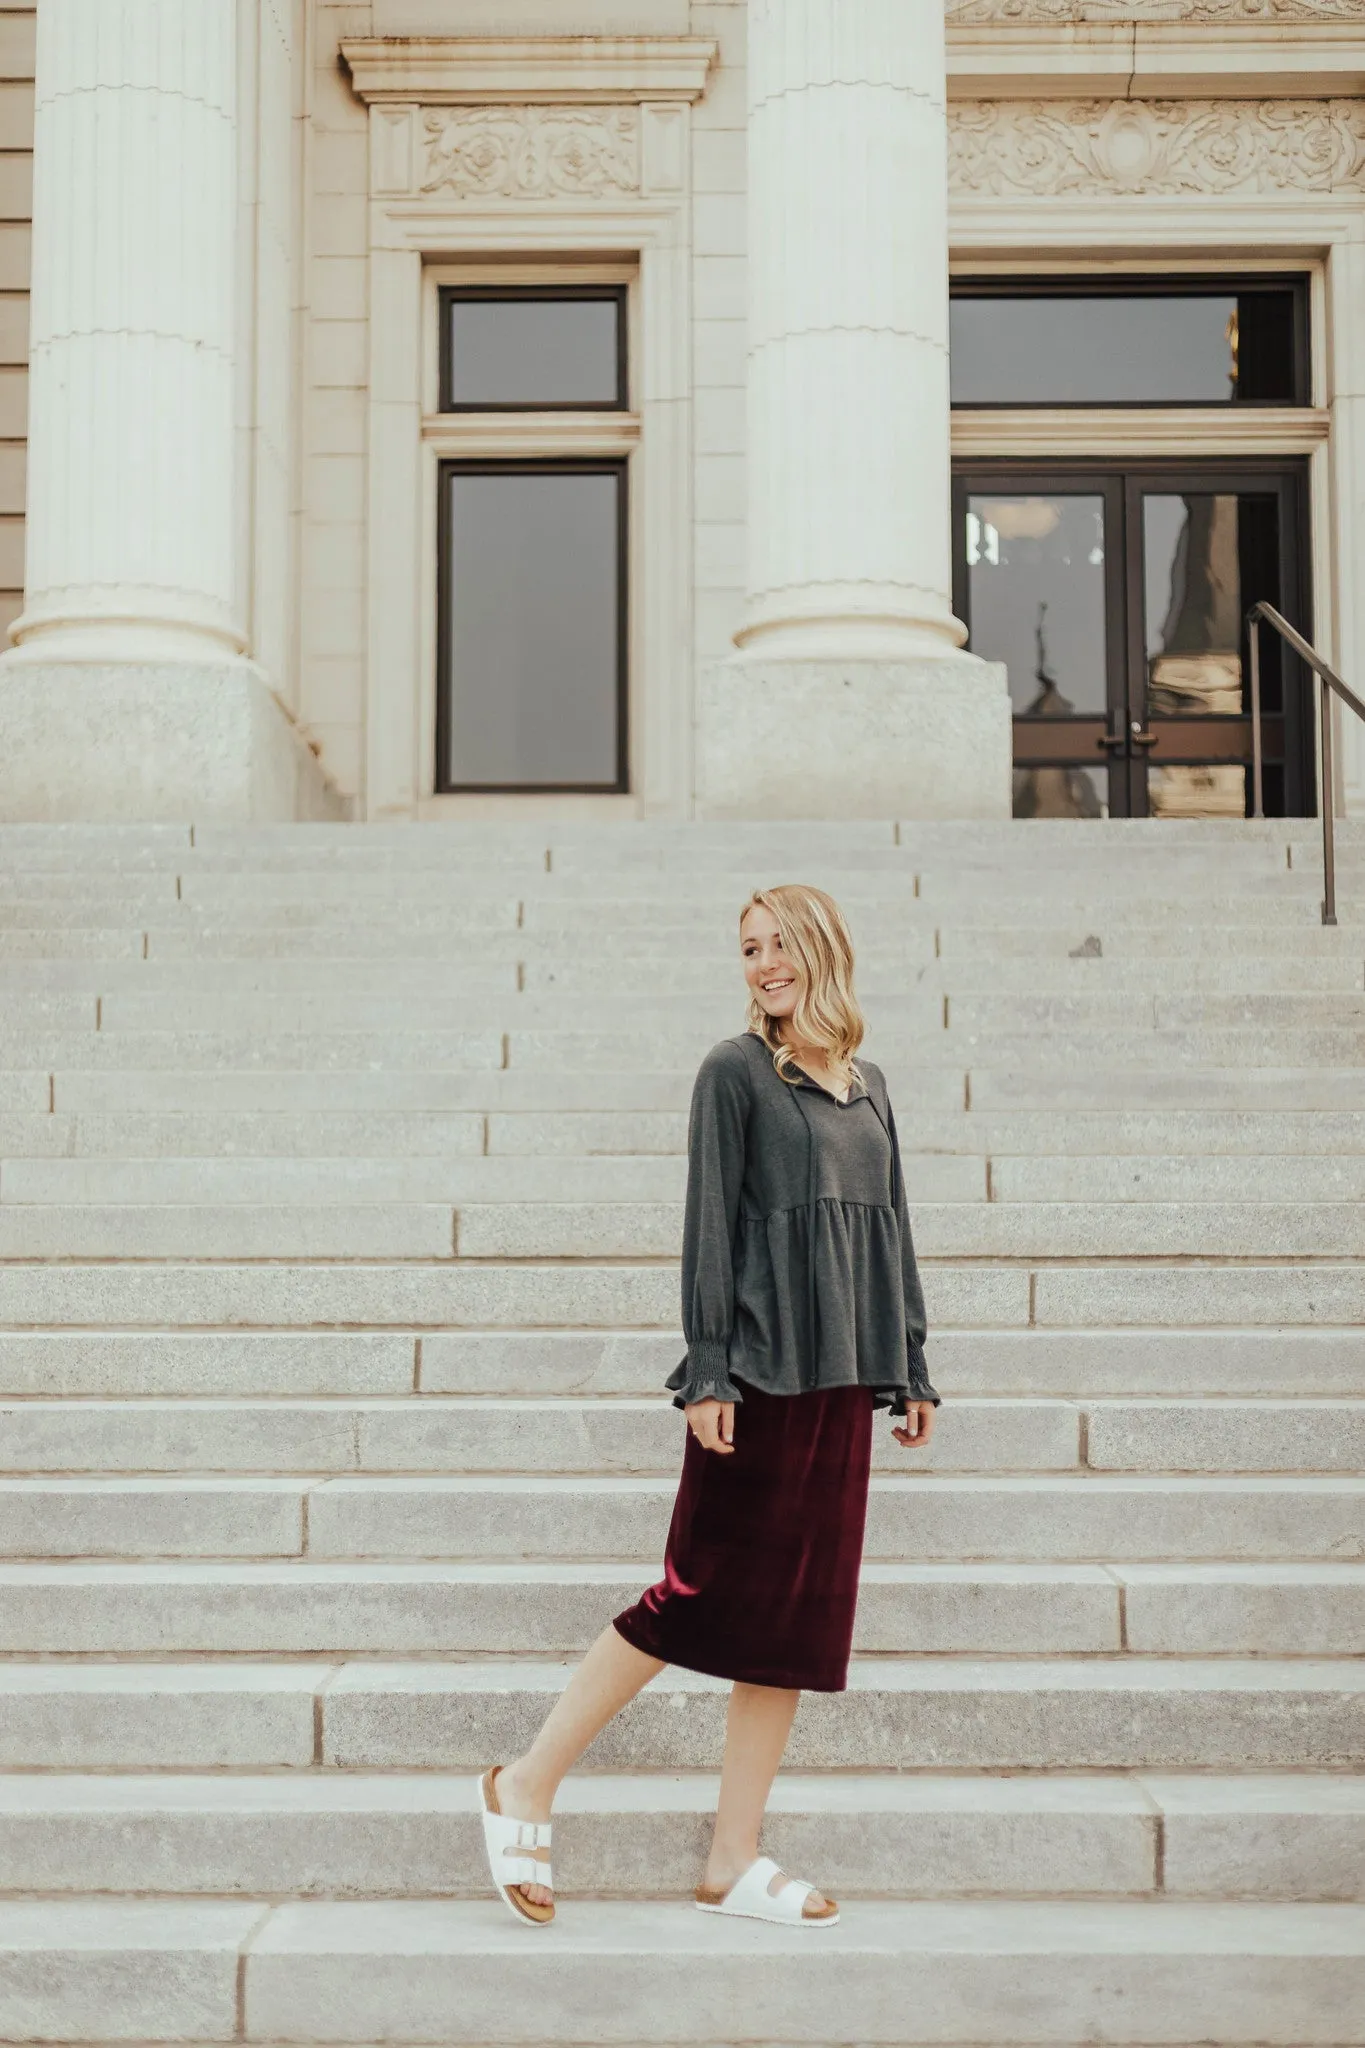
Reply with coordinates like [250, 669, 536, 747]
[8, 1259, 1365, 1330]
[969, 1067, 1365, 1111]
[7, 1473, 1351, 1564]
[0, 1112, 502, 1158]
[0, 814, 1297, 850]
[13, 1105, 1365, 1160]
[2, 1327, 1361, 1401]
[991, 1153, 1365, 1200]
[4, 881, 1337, 929]
[11, 1150, 1365, 1207]
[0, 928, 146, 960]
[527, 952, 1365, 993]
[28, 985, 1365, 1034]
[0, 1770, 1360, 1904]
[0, 1259, 1011, 1328]
[0, 958, 528, 994]
[0, 1152, 985, 1205]
[6, 915, 1358, 968]
[4, 1655, 1362, 1772]
[17, 949, 1362, 995]
[0, 1203, 468, 1258]
[940, 924, 1358, 957]
[25, 1022, 1365, 1070]
[0, 1898, 259, 2045]
[448, 1200, 1365, 1261]
[0, 1559, 1358, 1656]
[3, 1894, 1348, 2046]
[295, 1473, 1365, 1565]
[9, 1196, 1365, 1260]
[5, 1395, 1360, 1476]
[0, 1394, 1078, 1474]
[39, 1064, 1365, 1117]
[36, 1070, 779, 1114]
[247, 1899, 1365, 2045]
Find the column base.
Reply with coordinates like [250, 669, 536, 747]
[0, 663, 347, 822]
[696, 654, 1013, 820]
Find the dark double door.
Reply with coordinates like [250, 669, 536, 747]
[952, 462, 1313, 819]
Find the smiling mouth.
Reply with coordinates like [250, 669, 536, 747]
[762, 978, 795, 994]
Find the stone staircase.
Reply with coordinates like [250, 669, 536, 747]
[0, 817, 1363, 2046]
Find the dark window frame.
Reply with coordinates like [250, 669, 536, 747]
[951, 454, 1316, 817]
[949, 273, 1312, 410]
[435, 456, 631, 796]
[438, 284, 630, 414]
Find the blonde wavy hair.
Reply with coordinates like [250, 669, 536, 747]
[741, 884, 866, 1087]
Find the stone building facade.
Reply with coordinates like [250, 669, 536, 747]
[0, 0, 1361, 824]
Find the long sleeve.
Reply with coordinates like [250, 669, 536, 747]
[665, 1041, 751, 1409]
[884, 1092, 941, 1410]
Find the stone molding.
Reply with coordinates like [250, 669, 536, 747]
[340, 35, 716, 105]
[949, 96, 1365, 193]
[419, 105, 640, 199]
[947, 23, 1365, 99]
[947, 1, 1362, 20]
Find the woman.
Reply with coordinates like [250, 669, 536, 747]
[478, 883, 939, 1927]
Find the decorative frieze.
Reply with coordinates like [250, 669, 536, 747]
[949, 97, 1365, 194]
[419, 104, 640, 199]
[947, 1, 1364, 20]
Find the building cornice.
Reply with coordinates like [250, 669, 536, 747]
[340, 36, 718, 105]
[950, 23, 1365, 98]
[947, 3, 1361, 20]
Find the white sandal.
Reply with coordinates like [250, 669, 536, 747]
[695, 1854, 839, 1926]
[477, 1766, 554, 1926]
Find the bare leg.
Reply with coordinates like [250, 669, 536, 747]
[495, 1624, 663, 1905]
[703, 1682, 830, 1914]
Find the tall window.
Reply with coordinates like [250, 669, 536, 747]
[435, 284, 632, 794]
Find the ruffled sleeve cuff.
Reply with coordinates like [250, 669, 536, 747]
[666, 1340, 746, 1411]
[893, 1337, 940, 1412]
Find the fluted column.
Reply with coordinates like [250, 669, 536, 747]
[695, 0, 1009, 819]
[740, 0, 961, 661]
[0, 0, 337, 820]
[10, 0, 242, 662]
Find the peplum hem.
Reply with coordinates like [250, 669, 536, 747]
[719, 1197, 935, 1413]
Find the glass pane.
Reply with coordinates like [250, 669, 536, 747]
[1013, 762, 1109, 822]
[445, 294, 621, 408]
[1143, 492, 1252, 820]
[966, 494, 1108, 717]
[443, 469, 622, 789]
[950, 292, 1298, 406]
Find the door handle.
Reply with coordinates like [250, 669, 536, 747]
[1129, 723, 1158, 751]
[1097, 722, 1127, 756]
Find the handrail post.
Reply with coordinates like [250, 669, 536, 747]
[1321, 667, 1338, 927]
[1248, 616, 1264, 820]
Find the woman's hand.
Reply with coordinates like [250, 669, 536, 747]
[893, 1401, 937, 1450]
[685, 1398, 735, 1454]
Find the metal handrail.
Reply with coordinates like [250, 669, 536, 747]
[1247, 601, 1365, 927]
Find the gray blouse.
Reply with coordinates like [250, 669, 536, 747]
[666, 1031, 939, 1416]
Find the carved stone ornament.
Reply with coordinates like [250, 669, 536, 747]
[949, 98, 1365, 195]
[420, 105, 640, 200]
[947, 1, 1364, 19]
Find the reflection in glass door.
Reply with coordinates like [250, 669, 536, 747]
[962, 483, 1122, 818]
[953, 463, 1311, 818]
[1136, 483, 1294, 819]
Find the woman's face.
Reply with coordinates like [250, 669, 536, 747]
[741, 903, 800, 1020]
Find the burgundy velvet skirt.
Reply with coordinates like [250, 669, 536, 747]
[612, 1380, 874, 1692]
